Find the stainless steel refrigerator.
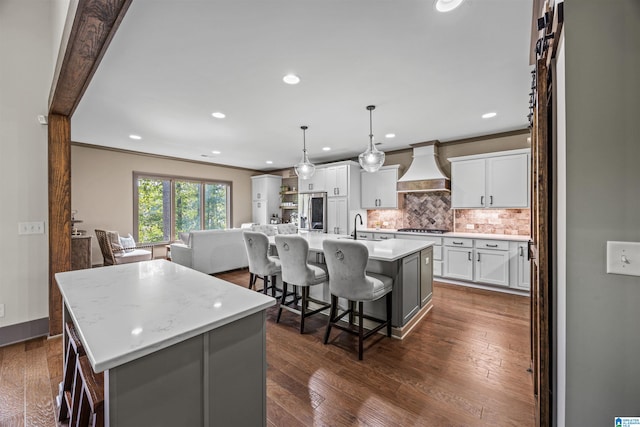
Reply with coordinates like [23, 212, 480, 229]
[298, 192, 327, 232]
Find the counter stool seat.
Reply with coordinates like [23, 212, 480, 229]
[322, 239, 393, 360]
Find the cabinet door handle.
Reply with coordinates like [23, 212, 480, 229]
[490, 195, 494, 205]
[477, 253, 481, 262]
[519, 246, 524, 257]
[309, 184, 313, 191]
[486, 244, 498, 248]
[480, 196, 484, 206]
[257, 193, 261, 199]
[453, 241, 464, 245]
[468, 252, 472, 261]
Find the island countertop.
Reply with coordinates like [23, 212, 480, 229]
[55, 259, 275, 372]
[273, 232, 435, 261]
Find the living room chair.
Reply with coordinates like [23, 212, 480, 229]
[322, 239, 393, 360]
[274, 235, 331, 333]
[95, 229, 153, 266]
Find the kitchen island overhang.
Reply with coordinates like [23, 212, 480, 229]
[56, 260, 276, 426]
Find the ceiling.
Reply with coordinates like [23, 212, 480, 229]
[71, 0, 533, 172]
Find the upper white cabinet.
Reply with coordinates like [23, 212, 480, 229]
[449, 149, 530, 209]
[325, 165, 349, 197]
[361, 165, 399, 209]
[327, 197, 349, 234]
[299, 167, 325, 193]
[251, 174, 281, 201]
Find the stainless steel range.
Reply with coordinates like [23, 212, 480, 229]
[396, 228, 450, 234]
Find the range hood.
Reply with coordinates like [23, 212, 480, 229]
[397, 141, 451, 192]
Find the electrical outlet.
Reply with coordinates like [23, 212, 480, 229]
[0, 304, 5, 318]
[466, 224, 475, 230]
[18, 221, 45, 235]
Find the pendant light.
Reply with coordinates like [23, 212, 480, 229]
[358, 105, 385, 173]
[294, 125, 315, 180]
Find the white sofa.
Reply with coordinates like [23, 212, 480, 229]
[170, 229, 249, 274]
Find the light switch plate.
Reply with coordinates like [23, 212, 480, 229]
[18, 221, 45, 235]
[607, 241, 640, 276]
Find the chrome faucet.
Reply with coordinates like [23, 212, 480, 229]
[353, 213, 363, 240]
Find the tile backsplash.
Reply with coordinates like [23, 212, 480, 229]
[367, 192, 453, 230]
[366, 193, 530, 236]
[454, 209, 530, 235]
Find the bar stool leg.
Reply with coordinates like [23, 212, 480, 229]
[358, 301, 365, 360]
[277, 282, 288, 323]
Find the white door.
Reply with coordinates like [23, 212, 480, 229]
[451, 159, 486, 208]
[251, 177, 267, 200]
[443, 246, 473, 281]
[486, 154, 529, 208]
[325, 165, 348, 197]
[474, 249, 510, 287]
[360, 170, 380, 208]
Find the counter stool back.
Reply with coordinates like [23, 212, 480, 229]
[322, 239, 393, 360]
[274, 235, 331, 333]
[243, 231, 281, 296]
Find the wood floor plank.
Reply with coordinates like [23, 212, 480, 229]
[0, 343, 25, 423]
[24, 346, 56, 427]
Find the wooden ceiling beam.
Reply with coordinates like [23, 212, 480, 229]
[49, 0, 132, 116]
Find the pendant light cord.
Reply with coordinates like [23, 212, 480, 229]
[367, 105, 375, 148]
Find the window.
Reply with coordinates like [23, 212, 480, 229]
[135, 173, 231, 243]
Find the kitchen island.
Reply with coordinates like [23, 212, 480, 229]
[270, 232, 436, 338]
[55, 259, 275, 427]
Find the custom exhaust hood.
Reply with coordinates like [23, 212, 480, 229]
[397, 141, 451, 192]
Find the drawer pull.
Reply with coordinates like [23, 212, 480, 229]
[453, 241, 464, 245]
[486, 244, 498, 248]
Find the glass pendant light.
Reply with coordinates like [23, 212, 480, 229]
[358, 105, 385, 173]
[294, 125, 315, 180]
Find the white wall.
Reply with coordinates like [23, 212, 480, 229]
[0, 0, 53, 328]
[563, 0, 640, 425]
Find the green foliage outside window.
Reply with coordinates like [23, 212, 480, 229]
[136, 175, 229, 244]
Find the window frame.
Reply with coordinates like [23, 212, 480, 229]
[133, 171, 233, 244]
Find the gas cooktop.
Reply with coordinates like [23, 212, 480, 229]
[396, 228, 450, 234]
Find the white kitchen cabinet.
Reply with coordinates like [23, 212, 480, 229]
[360, 165, 399, 209]
[443, 245, 474, 281]
[327, 197, 348, 234]
[299, 167, 326, 193]
[325, 165, 349, 197]
[512, 242, 531, 291]
[449, 149, 530, 209]
[373, 232, 394, 241]
[251, 175, 282, 224]
[474, 239, 510, 287]
[251, 174, 281, 201]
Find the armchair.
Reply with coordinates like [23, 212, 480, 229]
[95, 229, 153, 266]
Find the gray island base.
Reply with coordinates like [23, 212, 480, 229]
[56, 260, 275, 426]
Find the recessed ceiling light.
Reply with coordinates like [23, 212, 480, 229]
[435, 0, 465, 12]
[129, 134, 142, 140]
[283, 74, 300, 85]
[482, 112, 497, 119]
[266, 160, 273, 164]
[211, 112, 226, 119]
[322, 147, 331, 151]
[211, 150, 221, 154]
[385, 133, 396, 139]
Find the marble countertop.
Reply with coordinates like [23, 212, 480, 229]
[272, 232, 434, 262]
[359, 228, 531, 242]
[55, 259, 275, 372]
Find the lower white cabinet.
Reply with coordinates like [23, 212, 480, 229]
[509, 242, 531, 291]
[443, 237, 511, 288]
[327, 197, 348, 234]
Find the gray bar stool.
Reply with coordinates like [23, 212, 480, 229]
[242, 231, 281, 297]
[275, 235, 332, 333]
[322, 239, 393, 360]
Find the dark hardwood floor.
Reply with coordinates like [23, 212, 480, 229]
[0, 270, 534, 426]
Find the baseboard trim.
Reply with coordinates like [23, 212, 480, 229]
[0, 317, 49, 347]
